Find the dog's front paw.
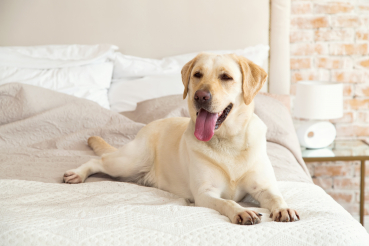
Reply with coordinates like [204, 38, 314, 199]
[270, 208, 300, 222]
[63, 170, 84, 184]
[232, 210, 262, 225]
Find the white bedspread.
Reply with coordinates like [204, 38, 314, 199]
[1, 179, 368, 246]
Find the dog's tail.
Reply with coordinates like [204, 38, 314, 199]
[88, 136, 117, 156]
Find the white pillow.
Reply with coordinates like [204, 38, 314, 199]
[0, 45, 117, 109]
[0, 44, 118, 68]
[109, 45, 269, 112]
[0, 63, 113, 109]
[109, 74, 183, 112]
[113, 44, 269, 79]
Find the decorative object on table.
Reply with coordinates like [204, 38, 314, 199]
[294, 81, 343, 149]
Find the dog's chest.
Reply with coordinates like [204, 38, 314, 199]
[207, 144, 252, 182]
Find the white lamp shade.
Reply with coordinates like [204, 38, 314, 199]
[294, 81, 343, 120]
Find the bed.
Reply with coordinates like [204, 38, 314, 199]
[0, 0, 368, 245]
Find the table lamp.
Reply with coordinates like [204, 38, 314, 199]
[294, 81, 343, 149]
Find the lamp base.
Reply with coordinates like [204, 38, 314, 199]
[296, 121, 336, 149]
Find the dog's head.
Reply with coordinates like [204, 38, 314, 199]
[181, 53, 267, 142]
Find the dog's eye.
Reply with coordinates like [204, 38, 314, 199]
[220, 74, 233, 80]
[193, 72, 202, 78]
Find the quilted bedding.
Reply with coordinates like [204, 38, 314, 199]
[0, 83, 368, 245]
[1, 180, 368, 246]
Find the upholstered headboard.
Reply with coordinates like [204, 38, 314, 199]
[0, 0, 290, 94]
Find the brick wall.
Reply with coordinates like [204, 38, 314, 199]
[290, 0, 369, 227]
[290, 0, 369, 138]
[307, 161, 368, 217]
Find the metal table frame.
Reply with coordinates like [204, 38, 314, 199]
[303, 155, 366, 225]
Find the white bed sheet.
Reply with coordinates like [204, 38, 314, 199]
[1, 179, 368, 246]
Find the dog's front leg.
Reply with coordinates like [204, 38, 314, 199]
[193, 186, 262, 225]
[251, 185, 300, 222]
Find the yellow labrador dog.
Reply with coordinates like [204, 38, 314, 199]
[64, 53, 300, 225]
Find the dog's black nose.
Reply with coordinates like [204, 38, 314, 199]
[194, 90, 211, 104]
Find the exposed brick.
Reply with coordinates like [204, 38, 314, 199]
[314, 2, 354, 14]
[355, 83, 369, 96]
[331, 15, 361, 28]
[316, 57, 353, 69]
[291, 70, 311, 83]
[334, 178, 360, 190]
[313, 177, 333, 190]
[331, 70, 364, 83]
[318, 69, 331, 81]
[356, 30, 369, 41]
[291, 58, 312, 69]
[291, 69, 330, 83]
[314, 43, 329, 55]
[355, 191, 369, 203]
[306, 162, 315, 176]
[343, 84, 353, 96]
[290, 30, 314, 43]
[358, 5, 369, 13]
[358, 58, 369, 69]
[354, 126, 369, 136]
[315, 28, 354, 42]
[292, 2, 312, 15]
[345, 99, 369, 110]
[354, 162, 369, 177]
[330, 43, 368, 56]
[314, 164, 350, 177]
[364, 71, 369, 81]
[337, 125, 369, 137]
[330, 111, 354, 123]
[290, 44, 314, 56]
[327, 191, 354, 203]
[357, 112, 369, 123]
[340, 203, 369, 216]
[336, 124, 355, 137]
[335, 177, 369, 190]
[290, 43, 328, 56]
[361, 15, 369, 28]
[291, 16, 329, 29]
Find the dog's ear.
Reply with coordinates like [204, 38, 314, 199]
[181, 56, 198, 99]
[237, 56, 268, 105]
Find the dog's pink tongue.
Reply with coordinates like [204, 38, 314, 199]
[195, 109, 218, 141]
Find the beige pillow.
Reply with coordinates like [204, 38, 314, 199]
[259, 92, 290, 112]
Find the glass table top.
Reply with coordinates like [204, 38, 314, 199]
[301, 140, 369, 158]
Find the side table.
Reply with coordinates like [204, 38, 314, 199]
[301, 140, 368, 226]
